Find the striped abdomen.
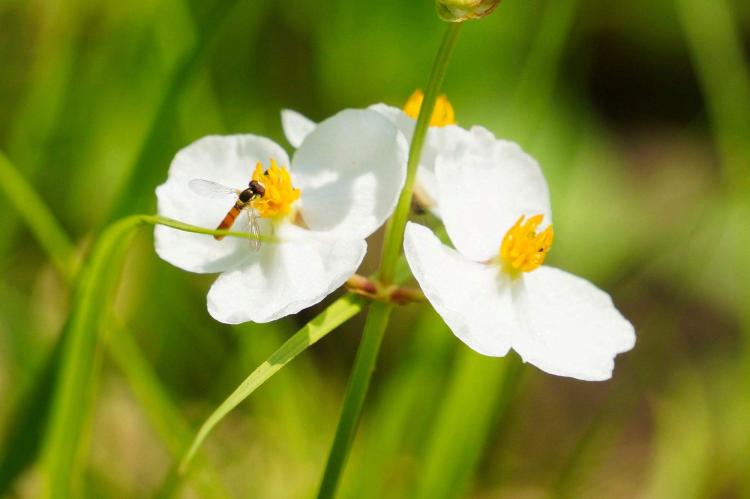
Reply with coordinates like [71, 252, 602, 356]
[215, 200, 245, 240]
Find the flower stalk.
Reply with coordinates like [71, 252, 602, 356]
[316, 22, 462, 499]
[379, 23, 462, 285]
[143, 215, 278, 243]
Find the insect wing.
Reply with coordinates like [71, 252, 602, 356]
[188, 179, 239, 199]
[246, 209, 262, 252]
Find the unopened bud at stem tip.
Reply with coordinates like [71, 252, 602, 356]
[436, 0, 501, 22]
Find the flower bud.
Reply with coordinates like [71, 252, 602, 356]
[435, 0, 501, 22]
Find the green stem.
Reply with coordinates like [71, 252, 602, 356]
[316, 302, 392, 499]
[316, 23, 462, 499]
[378, 22, 462, 284]
[141, 214, 278, 243]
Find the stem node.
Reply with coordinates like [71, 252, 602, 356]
[346, 275, 425, 305]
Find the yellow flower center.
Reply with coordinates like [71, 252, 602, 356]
[403, 89, 456, 127]
[251, 160, 300, 219]
[500, 214, 554, 273]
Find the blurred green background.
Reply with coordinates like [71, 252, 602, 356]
[1, 0, 749, 497]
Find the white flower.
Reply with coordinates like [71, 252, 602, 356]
[402, 132, 635, 381]
[155, 109, 408, 324]
[281, 90, 490, 218]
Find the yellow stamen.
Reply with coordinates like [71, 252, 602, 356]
[403, 89, 456, 127]
[500, 214, 554, 273]
[251, 160, 300, 219]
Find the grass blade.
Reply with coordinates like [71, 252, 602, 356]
[0, 0, 82, 261]
[41, 216, 143, 498]
[0, 339, 63, 494]
[0, 150, 79, 282]
[507, 0, 580, 145]
[0, 150, 77, 494]
[106, 327, 232, 499]
[0, 155, 231, 495]
[179, 294, 366, 474]
[414, 350, 523, 499]
[642, 369, 712, 499]
[103, 0, 255, 223]
[676, 0, 750, 190]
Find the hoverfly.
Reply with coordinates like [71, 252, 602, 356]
[188, 178, 266, 250]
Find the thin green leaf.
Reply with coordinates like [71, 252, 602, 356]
[414, 350, 522, 499]
[642, 369, 713, 499]
[676, 0, 750, 190]
[0, 150, 80, 282]
[0, 339, 64, 494]
[233, 319, 321, 460]
[107, 328, 232, 499]
[103, 0, 256, 223]
[41, 216, 142, 498]
[0, 151, 78, 493]
[551, 377, 639, 499]
[506, 0, 580, 145]
[0, 0, 82, 261]
[179, 294, 366, 474]
[0, 156, 232, 495]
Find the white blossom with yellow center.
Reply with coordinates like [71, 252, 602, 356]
[403, 136, 635, 381]
[280, 90, 489, 218]
[155, 109, 408, 324]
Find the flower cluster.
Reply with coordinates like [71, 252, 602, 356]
[155, 93, 634, 381]
[155, 110, 407, 323]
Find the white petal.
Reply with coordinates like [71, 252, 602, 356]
[435, 134, 551, 262]
[292, 109, 408, 239]
[369, 104, 476, 217]
[281, 109, 316, 148]
[368, 103, 415, 136]
[207, 223, 366, 324]
[155, 135, 290, 273]
[403, 222, 515, 356]
[511, 266, 636, 381]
